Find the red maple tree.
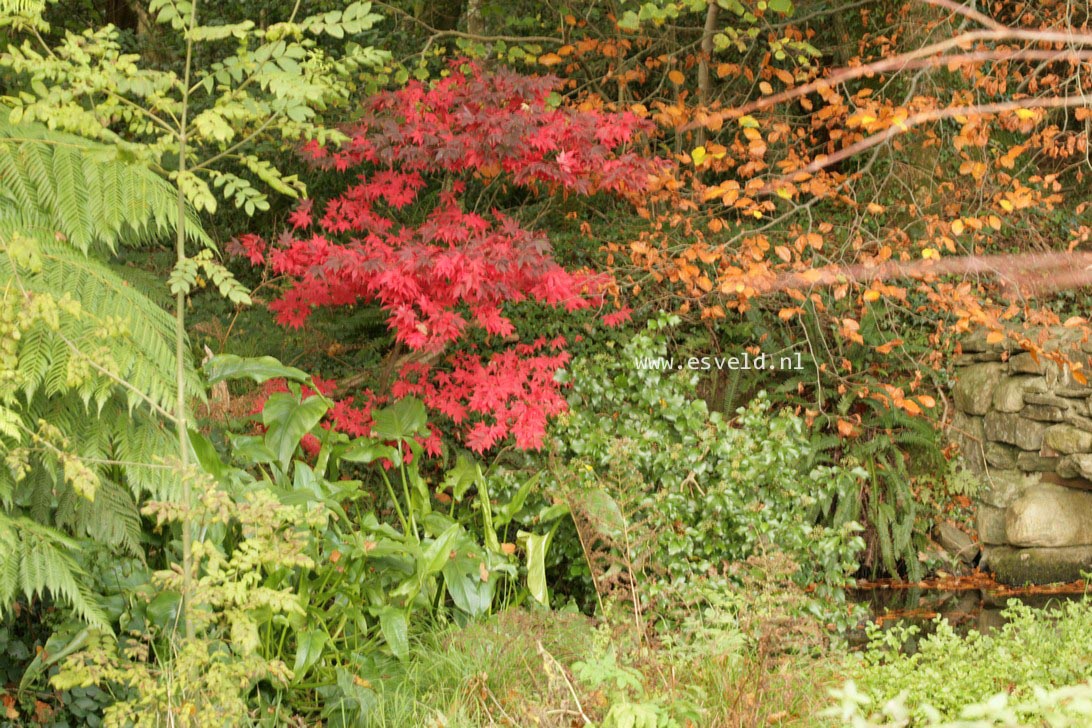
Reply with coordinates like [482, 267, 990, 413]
[240, 62, 656, 452]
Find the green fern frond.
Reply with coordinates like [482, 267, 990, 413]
[0, 113, 211, 253]
[0, 514, 109, 628]
[2, 227, 199, 413]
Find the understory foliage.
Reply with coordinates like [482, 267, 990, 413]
[243, 61, 656, 453]
[7, 0, 1092, 725]
[52, 478, 318, 727]
[832, 598, 1092, 726]
[547, 316, 866, 626]
[0, 116, 206, 625]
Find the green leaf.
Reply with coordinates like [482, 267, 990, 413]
[767, 0, 794, 14]
[378, 606, 409, 659]
[441, 455, 479, 502]
[443, 554, 494, 617]
[371, 397, 427, 441]
[188, 429, 226, 479]
[204, 354, 309, 384]
[341, 438, 399, 465]
[145, 590, 181, 630]
[292, 628, 328, 678]
[617, 10, 640, 31]
[419, 523, 462, 578]
[262, 393, 330, 469]
[494, 473, 539, 528]
[520, 530, 554, 607]
[228, 434, 277, 465]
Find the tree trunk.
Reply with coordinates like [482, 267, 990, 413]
[697, 1, 719, 146]
[466, 0, 485, 36]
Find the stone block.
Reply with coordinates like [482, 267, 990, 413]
[962, 330, 1014, 354]
[977, 469, 1038, 509]
[1043, 424, 1092, 454]
[1055, 387, 1092, 398]
[935, 522, 980, 564]
[1055, 453, 1092, 481]
[1023, 405, 1066, 422]
[1016, 452, 1059, 472]
[985, 442, 1018, 469]
[976, 504, 1008, 544]
[1024, 393, 1076, 410]
[992, 376, 1045, 413]
[951, 412, 987, 475]
[987, 545, 1092, 585]
[1005, 483, 1092, 547]
[1009, 352, 1046, 374]
[984, 411, 1047, 450]
[1064, 414, 1092, 433]
[953, 363, 1007, 415]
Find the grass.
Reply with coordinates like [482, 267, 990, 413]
[362, 605, 843, 727]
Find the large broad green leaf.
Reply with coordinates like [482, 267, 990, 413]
[204, 354, 310, 385]
[188, 429, 226, 479]
[262, 393, 330, 469]
[341, 438, 400, 466]
[442, 545, 495, 618]
[293, 628, 328, 678]
[520, 530, 555, 607]
[494, 472, 539, 528]
[418, 523, 463, 578]
[370, 397, 427, 442]
[577, 489, 625, 539]
[378, 606, 409, 660]
[228, 433, 277, 465]
[442, 454, 479, 502]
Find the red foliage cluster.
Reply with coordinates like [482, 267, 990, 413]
[393, 337, 571, 451]
[239, 63, 655, 452]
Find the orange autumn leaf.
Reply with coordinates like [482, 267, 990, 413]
[875, 338, 904, 355]
[668, 69, 686, 85]
[779, 307, 803, 320]
[538, 53, 563, 67]
[836, 419, 857, 437]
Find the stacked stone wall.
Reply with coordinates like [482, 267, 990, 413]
[952, 328, 1092, 584]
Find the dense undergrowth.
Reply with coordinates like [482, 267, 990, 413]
[3, 0, 1092, 726]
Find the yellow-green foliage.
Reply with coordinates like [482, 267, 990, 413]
[0, 117, 207, 623]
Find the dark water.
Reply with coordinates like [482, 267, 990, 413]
[847, 585, 1087, 650]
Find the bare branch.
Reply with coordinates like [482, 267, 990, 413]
[917, 0, 1006, 31]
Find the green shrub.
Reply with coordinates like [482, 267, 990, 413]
[834, 598, 1092, 725]
[548, 316, 866, 624]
